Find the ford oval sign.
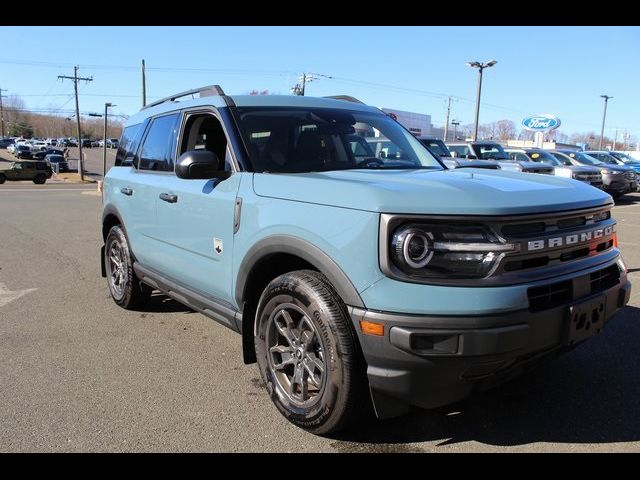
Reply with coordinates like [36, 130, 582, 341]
[522, 114, 561, 132]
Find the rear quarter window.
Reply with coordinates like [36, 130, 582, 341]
[114, 121, 147, 167]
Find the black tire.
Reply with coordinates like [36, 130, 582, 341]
[104, 225, 152, 309]
[254, 270, 367, 435]
[0, 174, 5, 184]
[33, 175, 46, 184]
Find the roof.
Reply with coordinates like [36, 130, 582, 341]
[126, 93, 380, 126]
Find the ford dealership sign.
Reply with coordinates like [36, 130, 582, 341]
[522, 114, 561, 132]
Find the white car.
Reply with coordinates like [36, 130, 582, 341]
[30, 141, 48, 152]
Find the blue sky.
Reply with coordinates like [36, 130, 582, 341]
[1, 26, 638, 138]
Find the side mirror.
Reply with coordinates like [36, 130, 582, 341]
[175, 150, 231, 180]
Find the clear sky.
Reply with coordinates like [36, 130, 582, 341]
[1, 26, 638, 138]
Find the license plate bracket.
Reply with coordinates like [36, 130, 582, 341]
[564, 295, 606, 346]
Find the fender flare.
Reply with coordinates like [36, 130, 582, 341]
[235, 235, 365, 309]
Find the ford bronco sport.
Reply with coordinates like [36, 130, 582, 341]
[101, 85, 631, 435]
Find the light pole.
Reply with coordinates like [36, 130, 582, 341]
[467, 60, 497, 141]
[103, 103, 115, 178]
[599, 95, 613, 150]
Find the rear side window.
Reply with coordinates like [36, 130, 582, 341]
[138, 113, 180, 172]
[115, 121, 146, 167]
[448, 145, 469, 157]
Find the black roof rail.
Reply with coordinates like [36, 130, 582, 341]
[142, 84, 226, 110]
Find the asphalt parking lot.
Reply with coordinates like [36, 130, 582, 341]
[1, 166, 639, 452]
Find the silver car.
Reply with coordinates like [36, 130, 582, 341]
[505, 148, 603, 188]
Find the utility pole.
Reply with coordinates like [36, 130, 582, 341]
[599, 95, 613, 150]
[291, 72, 333, 96]
[142, 59, 147, 107]
[0, 87, 7, 138]
[58, 66, 93, 181]
[451, 120, 460, 141]
[467, 60, 498, 141]
[443, 96, 452, 142]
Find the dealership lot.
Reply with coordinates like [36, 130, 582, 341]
[0, 182, 639, 452]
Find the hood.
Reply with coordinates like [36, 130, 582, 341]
[441, 157, 500, 170]
[600, 164, 634, 172]
[567, 165, 601, 173]
[252, 168, 612, 215]
[499, 159, 553, 171]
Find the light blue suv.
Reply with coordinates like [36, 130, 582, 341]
[101, 85, 631, 434]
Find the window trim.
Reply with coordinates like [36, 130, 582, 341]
[175, 107, 240, 174]
[134, 111, 181, 175]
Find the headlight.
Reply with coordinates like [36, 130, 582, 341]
[389, 223, 518, 280]
[602, 169, 621, 175]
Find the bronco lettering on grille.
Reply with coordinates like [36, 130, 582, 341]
[527, 226, 614, 251]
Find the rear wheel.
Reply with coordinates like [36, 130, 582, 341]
[105, 225, 151, 309]
[33, 175, 46, 184]
[0, 174, 5, 184]
[254, 270, 367, 435]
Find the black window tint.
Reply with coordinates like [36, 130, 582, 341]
[115, 122, 145, 167]
[139, 114, 179, 172]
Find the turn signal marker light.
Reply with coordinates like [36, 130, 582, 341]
[613, 233, 618, 248]
[360, 320, 384, 336]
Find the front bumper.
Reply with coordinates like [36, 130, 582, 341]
[603, 175, 635, 193]
[351, 260, 631, 419]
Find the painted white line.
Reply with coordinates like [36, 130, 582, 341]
[0, 282, 37, 307]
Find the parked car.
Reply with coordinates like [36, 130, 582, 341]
[585, 150, 640, 175]
[609, 151, 640, 167]
[417, 137, 500, 170]
[0, 138, 15, 149]
[551, 150, 637, 199]
[6, 143, 17, 154]
[108, 138, 119, 148]
[101, 86, 630, 434]
[14, 145, 34, 159]
[446, 141, 555, 174]
[505, 147, 603, 188]
[81, 139, 93, 148]
[30, 141, 48, 152]
[44, 154, 69, 172]
[0, 160, 53, 184]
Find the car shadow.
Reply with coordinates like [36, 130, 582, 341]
[330, 305, 640, 449]
[134, 292, 195, 314]
[615, 194, 640, 206]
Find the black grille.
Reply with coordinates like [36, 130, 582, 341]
[590, 264, 620, 294]
[528, 280, 573, 312]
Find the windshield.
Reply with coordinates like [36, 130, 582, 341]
[565, 151, 603, 166]
[474, 143, 509, 160]
[526, 150, 559, 165]
[589, 153, 620, 165]
[235, 107, 443, 172]
[610, 152, 639, 164]
[419, 139, 450, 157]
[549, 152, 574, 166]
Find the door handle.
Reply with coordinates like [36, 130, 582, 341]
[121, 187, 133, 196]
[159, 193, 178, 203]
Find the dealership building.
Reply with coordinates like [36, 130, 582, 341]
[380, 108, 433, 138]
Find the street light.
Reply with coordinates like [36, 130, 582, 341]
[467, 60, 498, 141]
[599, 95, 613, 150]
[103, 103, 116, 178]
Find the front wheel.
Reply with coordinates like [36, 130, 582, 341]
[33, 175, 46, 184]
[0, 174, 5, 184]
[254, 270, 367, 435]
[105, 225, 151, 309]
